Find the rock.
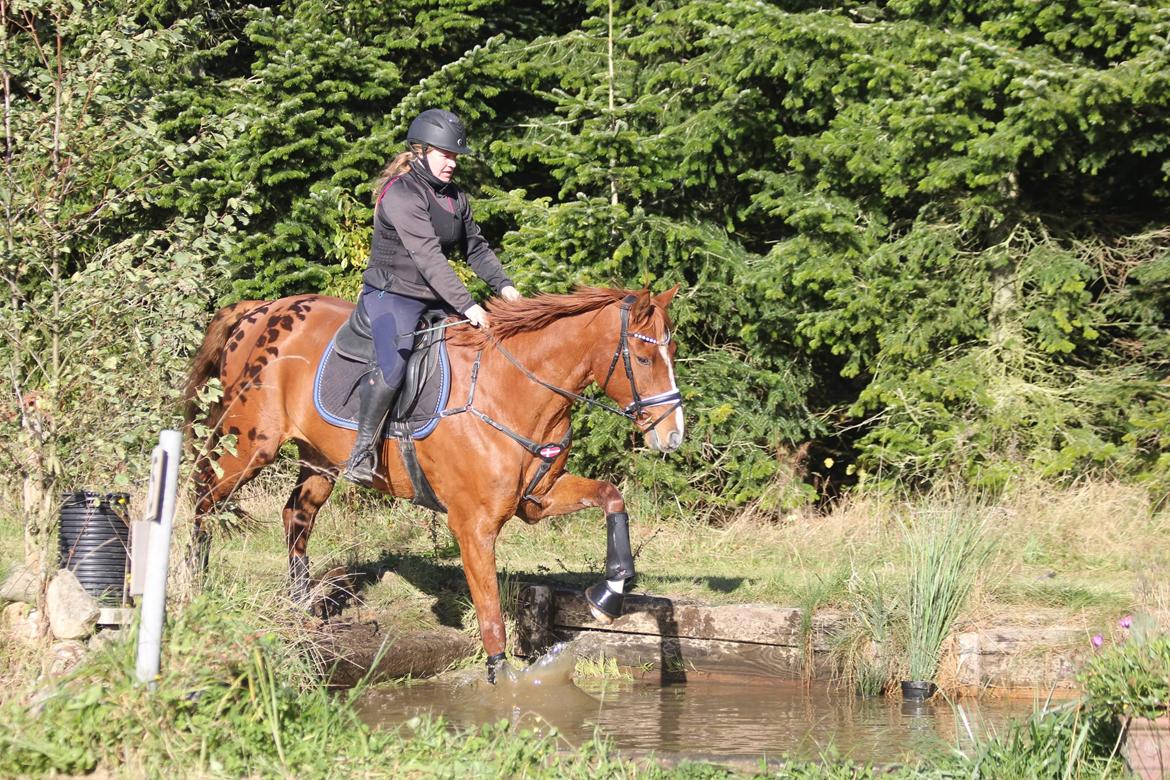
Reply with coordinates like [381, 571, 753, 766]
[2, 602, 46, 646]
[44, 640, 87, 677]
[46, 570, 100, 640]
[0, 563, 41, 604]
[88, 626, 128, 652]
[2, 600, 30, 629]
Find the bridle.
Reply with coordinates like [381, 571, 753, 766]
[599, 295, 683, 431]
[487, 294, 682, 430]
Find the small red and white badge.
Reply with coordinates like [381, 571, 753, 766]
[538, 444, 563, 460]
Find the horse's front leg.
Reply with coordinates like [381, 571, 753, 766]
[517, 473, 635, 624]
[448, 512, 509, 682]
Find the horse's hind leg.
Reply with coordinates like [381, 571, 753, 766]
[190, 431, 282, 578]
[283, 460, 335, 604]
[516, 473, 634, 623]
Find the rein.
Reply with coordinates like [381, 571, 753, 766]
[439, 295, 683, 504]
[487, 295, 682, 427]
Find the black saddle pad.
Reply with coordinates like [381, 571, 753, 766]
[313, 329, 451, 440]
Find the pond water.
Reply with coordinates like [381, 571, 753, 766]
[355, 647, 1043, 766]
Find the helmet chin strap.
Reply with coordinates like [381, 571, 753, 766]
[410, 142, 460, 183]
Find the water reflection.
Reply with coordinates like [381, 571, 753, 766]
[356, 651, 1037, 765]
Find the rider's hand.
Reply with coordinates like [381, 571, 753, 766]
[500, 285, 522, 302]
[465, 304, 490, 329]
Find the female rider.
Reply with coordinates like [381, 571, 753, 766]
[344, 108, 521, 485]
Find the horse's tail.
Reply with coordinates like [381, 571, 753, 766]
[183, 300, 265, 432]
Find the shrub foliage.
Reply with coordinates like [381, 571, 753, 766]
[2, 0, 1168, 519]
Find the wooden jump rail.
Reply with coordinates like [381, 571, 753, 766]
[516, 586, 1092, 695]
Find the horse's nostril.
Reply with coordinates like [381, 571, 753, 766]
[668, 431, 682, 450]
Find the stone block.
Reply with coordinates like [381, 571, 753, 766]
[46, 570, 100, 640]
[0, 563, 41, 604]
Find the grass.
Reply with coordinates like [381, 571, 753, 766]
[0, 588, 1135, 778]
[832, 571, 897, 697]
[994, 581, 1131, 612]
[0, 585, 734, 778]
[3, 475, 1165, 683]
[942, 699, 1130, 779]
[574, 653, 632, 681]
[0, 473, 1165, 777]
[3, 473, 1163, 651]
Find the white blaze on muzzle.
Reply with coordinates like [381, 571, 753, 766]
[625, 328, 684, 449]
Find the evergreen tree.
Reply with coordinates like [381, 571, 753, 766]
[377, 0, 1170, 502]
[5, 0, 1167, 517]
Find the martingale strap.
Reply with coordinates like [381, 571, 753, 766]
[439, 349, 571, 505]
[470, 409, 572, 504]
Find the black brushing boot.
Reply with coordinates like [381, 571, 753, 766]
[585, 511, 635, 622]
[343, 371, 398, 486]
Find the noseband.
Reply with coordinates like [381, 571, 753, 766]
[600, 295, 683, 431]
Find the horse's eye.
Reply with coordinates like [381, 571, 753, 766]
[635, 354, 652, 366]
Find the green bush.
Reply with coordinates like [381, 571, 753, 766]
[1080, 625, 1170, 721]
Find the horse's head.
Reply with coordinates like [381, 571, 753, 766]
[595, 286, 685, 453]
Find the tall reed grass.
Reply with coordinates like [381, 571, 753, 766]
[903, 500, 996, 682]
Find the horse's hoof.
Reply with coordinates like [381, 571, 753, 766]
[584, 581, 623, 623]
[587, 603, 615, 625]
[486, 652, 507, 684]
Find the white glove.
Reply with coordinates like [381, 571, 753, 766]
[465, 304, 490, 329]
[500, 285, 522, 302]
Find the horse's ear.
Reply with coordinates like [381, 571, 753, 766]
[654, 284, 681, 309]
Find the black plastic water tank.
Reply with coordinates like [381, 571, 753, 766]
[58, 491, 131, 604]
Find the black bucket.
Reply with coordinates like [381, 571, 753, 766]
[900, 680, 938, 701]
[58, 491, 131, 604]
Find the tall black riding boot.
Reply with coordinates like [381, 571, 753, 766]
[343, 371, 398, 486]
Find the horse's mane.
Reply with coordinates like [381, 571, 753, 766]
[446, 286, 657, 348]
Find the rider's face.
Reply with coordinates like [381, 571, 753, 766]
[425, 147, 459, 182]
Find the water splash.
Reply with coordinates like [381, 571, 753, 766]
[484, 644, 602, 736]
[494, 642, 578, 688]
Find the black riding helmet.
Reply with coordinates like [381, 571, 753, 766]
[406, 108, 472, 155]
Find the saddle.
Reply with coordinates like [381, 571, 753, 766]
[325, 295, 451, 436]
[314, 297, 454, 512]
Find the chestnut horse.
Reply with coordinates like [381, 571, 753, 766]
[184, 286, 685, 678]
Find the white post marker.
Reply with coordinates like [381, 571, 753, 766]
[130, 444, 167, 597]
[135, 429, 182, 686]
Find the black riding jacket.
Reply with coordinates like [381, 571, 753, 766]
[363, 158, 513, 314]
